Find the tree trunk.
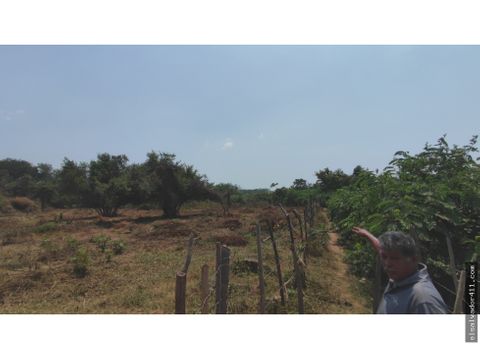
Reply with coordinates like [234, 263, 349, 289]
[162, 203, 179, 218]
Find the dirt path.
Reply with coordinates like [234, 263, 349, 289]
[306, 210, 371, 313]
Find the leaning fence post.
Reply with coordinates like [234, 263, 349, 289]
[453, 270, 466, 314]
[266, 219, 286, 306]
[303, 207, 308, 260]
[279, 204, 304, 314]
[309, 198, 314, 227]
[218, 245, 230, 314]
[292, 209, 306, 265]
[256, 222, 266, 314]
[175, 271, 187, 314]
[200, 264, 209, 314]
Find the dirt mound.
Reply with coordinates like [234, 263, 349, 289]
[151, 220, 192, 238]
[222, 219, 242, 230]
[9, 197, 38, 213]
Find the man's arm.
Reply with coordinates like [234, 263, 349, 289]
[352, 227, 381, 254]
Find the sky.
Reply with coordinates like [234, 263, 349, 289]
[1, 45, 479, 189]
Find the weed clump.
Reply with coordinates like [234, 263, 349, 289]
[34, 222, 58, 234]
[112, 240, 126, 255]
[91, 235, 126, 256]
[91, 234, 110, 253]
[71, 247, 90, 278]
[65, 236, 79, 254]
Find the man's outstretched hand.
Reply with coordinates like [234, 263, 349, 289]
[352, 227, 381, 253]
[352, 227, 371, 238]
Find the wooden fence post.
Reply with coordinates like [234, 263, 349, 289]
[303, 207, 308, 259]
[175, 271, 186, 314]
[292, 209, 306, 265]
[279, 204, 304, 314]
[266, 219, 286, 306]
[181, 234, 196, 274]
[215, 242, 222, 314]
[453, 270, 466, 314]
[200, 264, 209, 314]
[218, 245, 230, 314]
[256, 222, 266, 314]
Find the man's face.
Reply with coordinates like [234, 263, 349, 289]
[380, 248, 417, 281]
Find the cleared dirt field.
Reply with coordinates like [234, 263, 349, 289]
[0, 202, 371, 314]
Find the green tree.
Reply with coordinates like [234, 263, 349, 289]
[85, 153, 131, 217]
[124, 163, 151, 206]
[0, 158, 37, 196]
[57, 158, 89, 207]
[144, 152, 216, 218]
[33, 163, 56, 210]
[292, 178, 308, 190]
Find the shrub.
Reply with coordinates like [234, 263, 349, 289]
[91, 234, 110, 253]
[34, 221, 58, 233]
[306, 226, 330, 257]
[65, 236, 79, 255]
[71, 247, 90, 278]
[111, 240, 126, 255]
[10, 197, 37, 212]
[231, 258, 259, 275]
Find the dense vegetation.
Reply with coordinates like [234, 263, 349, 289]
[326, 136, 480, 307]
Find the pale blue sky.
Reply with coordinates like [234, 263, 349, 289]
[1, 46, 479, 188]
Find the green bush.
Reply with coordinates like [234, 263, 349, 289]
[306, 226, 330, 257]
[327, 135, 480, 281]
[111, 240, 126, 255]
[91, 234, 110, 253]
[71, 247, 90, 278]
[34, 221, 58, 233]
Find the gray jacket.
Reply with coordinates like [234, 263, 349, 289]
[377, 263, 448, 314]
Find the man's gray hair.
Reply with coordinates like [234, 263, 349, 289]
[378, 231, 419, 259]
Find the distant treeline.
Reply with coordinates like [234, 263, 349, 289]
[0, 151, 356, 218]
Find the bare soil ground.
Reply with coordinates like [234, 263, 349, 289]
[0, 202, 371, 313]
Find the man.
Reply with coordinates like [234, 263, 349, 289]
[352, 227, 448, 314]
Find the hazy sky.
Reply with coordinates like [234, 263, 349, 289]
[1, 45, 479, 188]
